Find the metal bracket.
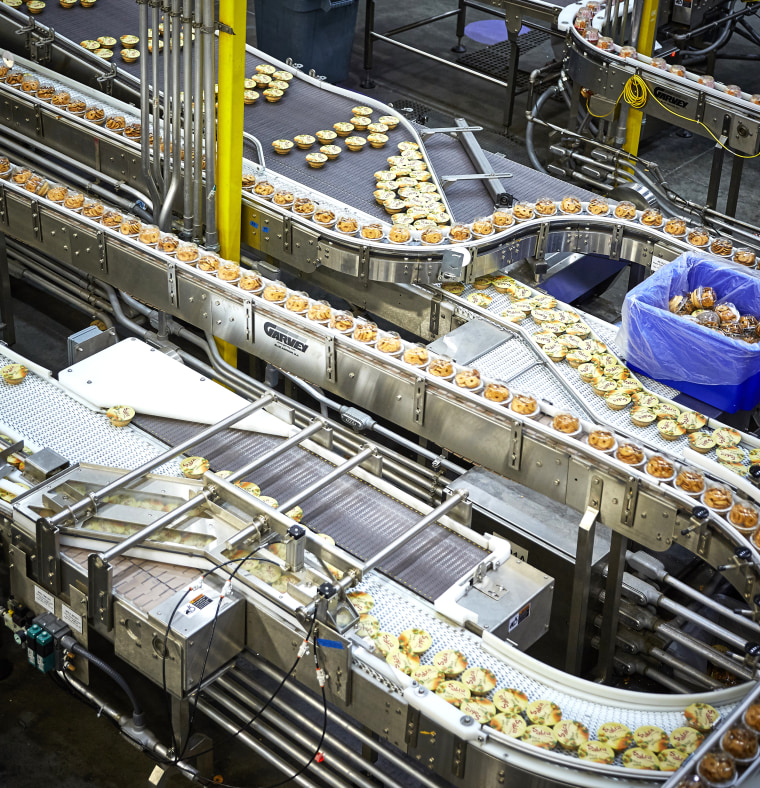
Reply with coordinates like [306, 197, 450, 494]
[244, 299, 254, 342]
[439, 247, 469, 281]
[0, 183, 6, 225]
[587, 474, 603, 510]
[419, 125, 483, 139]
[358, 246, 370, 287]
[30, 27, 55, 65]
[325, 334, 336, 382]
[508, 420, 523, 471]
[96, 65, 117, 96]
[34, 104, 43, 136]
[36, 518, 61, 594]
[452, 736, 467, 779]
[429, 294, 441, 335]
[413, 377, 426, 425]
[30, 199, 41, 240]
[88, 553, 113, 630]
[696, 90, 706, 124]
[439, 172, 513, 189]
[201, 22, 234, 35]
[621, 476, 638, 527]
[533, 221, 549, 261]
[698, 523, 711, 557]
[167, 260, 178, 307]
[609, 223, 624, 260]
[282, 216, 292, 254]
[97, 230, 107, 274]
[405, 705, 420, 748]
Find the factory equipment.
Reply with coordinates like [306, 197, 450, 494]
[1, 2, 760, 787]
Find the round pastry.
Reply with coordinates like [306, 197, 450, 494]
[435, 680, 470, 707]
[471, 218, 494, 237]
[508, 392, 538, 416]
[616, 442, 644, 465]
[522, 724, 557, 750]
[402, 345, 429, 367]
[734, 249, 756, 266]
[645, 455, 674, 479]
[713, 427, 742, 447]
[378, 115, 400, 129]
[641, 208, 663, 227]
[460, 667, 497, 696]
[263, 88, 283, 102]
[533, 197, 556, 216]
[711, 237, 733, 256]
[554, 720, 590, 750]
[492, 211, 513, 229]
[685, 702, 721, 732]
[566, 349, 593, 368]
[467, 293, 492, 308]
[559, 196, 582, 214]
[360, 223, 384, 241]
[722, 726, 758, 761]
[197, 254, 220, 273]
[483, 382, 510, 403]
[677, 410, 707, 432]
[411, 665, 445, 691]
[614, 201, 637, 220]
[428, 357, 454, 378]
[449, 224, 472, 242]
[388, 225, 412, 244]
[398, 628, 432, 654]
[578, 740, 615, 764]
[492, 688, 529, 716]
[716, 446, 745, 464]
[356, 614, 380, 638]
[664, 217, 687, 236]
[689, 431, 716, 454]
[729, 503, 758, 530]
[460, 698, 497, 724]
[346, 591, 374, 613]
[676, 469, 705, 495]
[551, 413, 580, 434]
[262, 282, 287, 302]
[254, 180, 275, 197]
[669, 726, 704, 754]
[588, 429, 615, 451]
[1, 364, 28, 385]
[180, 456, 209, 479]
[634, 725, 670, 753]
[526, 700, 561, 726]
[306, 300, 331, 322]
[631, 407, 657, 428]
[106, 405, 135, 427]
[606, 392, 631, 411]
[697, 751, 736, 785]
[158, 235, 179, 254]
[260, 495, 279, 509]
[744, 704, 760, 732]
[285, 292, 309, 312]
[386, 648, 420, 675]
[621, 747, 660, 770]
[587, 198, 609, 216]
[352, 321, 378, 343]
[490, 714, 527, 737]
[543, 342, 567, 363]
[432, 649, 468, 677]
[372, 632, 399, 657]
[119, 216, 141, 235]
[597, 722, 633, 751]
[702, 487, 732, 511]
[657, 418, 686, 441]
[687, 227, 710, 247]
[420, 227, 445, 245]
[138, 225, 160, 245]
[336, 215, 359, 234]
[656, 402, 681, 420]
[46, 185, 69, 203]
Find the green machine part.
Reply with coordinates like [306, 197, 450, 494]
[25, 624, 41, 667]
[35, 630, 55, 673]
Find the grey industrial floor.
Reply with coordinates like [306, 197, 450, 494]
[4, 3, 760, 787]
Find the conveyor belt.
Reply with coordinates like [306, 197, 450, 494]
[133, 415, 488, 602]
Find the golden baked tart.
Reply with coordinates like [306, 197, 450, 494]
[389, 225, 412, 244]
[271, 139, 293, 154]
[435, 680, 470, 707]
[616, 442, 644, 465]
[254, 180, 275, 197]
[421, 227, 444, 245]
[687, 227, 710, 247]
[471, 218, 494, 236]
[336, 215, 359, 235]
[729, 503, 758, 529]
[675, 469, 705, 494]
[272, 189, 295, 207]
[138, 225, 160, 245]
[367, 123, 389, 134]
[664, 217, 687, 236]
[455, 368, 481, 389]
[428, 357, 454, 378]
[46, 185, 69, 203]
[492, 210, 513, 227]
[449, 224, 472, 242]
[197, 254, 220, 273]
[293, 134, 316, 149]
[306, 152, 328, 168]
[157, 234, 179, 254]
[512, 202, 535, 220]
[376, 332, 402, 354]
[588, 429, 615, 451]
[559, 196, 582, 214]
[711, 237, 733, 256]
[552, 413, 580, 434]
[320, 144, 341, 160]
[1, 363, 28, 385]
[734, 248, 756, 266]
[333, 122, 354, 137]
[106, 405, 135, 427]
[217, 262, 241, 282]
[645, 455, 674, 478]
[81, 201, 104, 220]
[597, 722, 633, 751]
[587, 198, 609, 215]
[403, 345, 429, 366]
[360, 223, 384, 241]
[239, 271, 263, 292]
[67, 100, 87, 114]
[351, 116, 371, 130]
[285, 292, 309, 312]
[304, 300, 330, 322]
[64, 192, 86, 210]
[353, 321, 378, 343]
[511, 394, 538, 416]
[262, 281, 288, 302]
[641, 208, 663, 227]
[105, 115, 126, 133]
[614, 201, 637, 220]
[345, 135, 367, 151]
[688, 431, 716, 453]
[329, 311, 354, 332]
[657, 418, 686, 440]
[315, 129, 338, 144]
[293, 197, 316, 216]
[534, 198, 556, 216]
[313, 209, 336, 227]
[484, 381, 510, 402]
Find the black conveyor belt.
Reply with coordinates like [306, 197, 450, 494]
[5, 3, 595, 223]
[134, 415, 487, 602]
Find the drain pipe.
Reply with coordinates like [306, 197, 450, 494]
[202, 0, 218, 250]
[150, 0, 165, 201]
[181, 0, 194, 238]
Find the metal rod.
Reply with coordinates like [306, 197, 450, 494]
[139, 0, 160, 217]
[195, 699, 322, 788]
[383, 9, 461, 38]
[565, 506, 598, 675]
[594, 532, 627, 681]
[657, 594, 750, 654]
[202, 0, 217, 249]
[649, 646, 723, 690]
[48, 398, 271, 528]
[361, 490, 466, 575]
[192, 0, 203, 240]
[162, 4, 172, 191]
[226, 420, 325, 484]
[181, 0, 193, 238]
[277, 447, 374, 515]
[242, 132, 266, 169]
[640, 663, 690, 694]
[151, 0, 164, 197]
[214, 678, 385, 788]
[245, 655, 446, 788]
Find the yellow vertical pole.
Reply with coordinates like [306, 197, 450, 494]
[623, 0, 658, 157]
[214, 0, 247, 368]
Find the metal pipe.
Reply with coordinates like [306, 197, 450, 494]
[278, 447, 375, 514]
[151, 0, 164, 197]
[105, 285, 151, 339]
[244, 655, 446, 788]
[226, 420, 325, 484]
[48, 397, 270, 528]
[453, 117, 509, 205]
[649, 646, 723, 690]
[182, 0, 194, 237]
[657, 594, 750, 654]
[140, 0, 160, 217]
[361, 490, 466, 575]
[202, 0, 217, 249]
[212, 679, 382, 788]
[639, 662, 691, 694]
[524, 84, 558, 174]
[162, 2, 172, 191]
[192, 0, 204, 240]
[195, 699, 322, 788]
[242, 132, 266, 169]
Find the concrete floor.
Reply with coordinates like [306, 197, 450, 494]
[4, 3, 760, 787]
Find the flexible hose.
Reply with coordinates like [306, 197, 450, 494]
[525, 85, 560, 174]
[69, 642, 144, 727]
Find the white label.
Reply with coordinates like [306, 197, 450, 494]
[650, 256, 668, 272]
[34, 585, 56, 614]
[61, 604, 84, 634]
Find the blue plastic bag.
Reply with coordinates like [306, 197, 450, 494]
[616, 252, 760, 388]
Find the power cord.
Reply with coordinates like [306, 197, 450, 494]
[585, 73, 760, 159]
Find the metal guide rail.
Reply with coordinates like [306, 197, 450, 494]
[0, 371, 751, 787]
[3, 56, 760, 285]
[1, 158, 760, 601]
[565, 15, 760, 155]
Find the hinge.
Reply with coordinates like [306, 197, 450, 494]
[325, 334, 336, 382]
[245, 299, 254, 342]
[621, 476, 638, 527]
[508, 419, 523, 471]
[97, 230, 107, 274]
[414, 377, 425, 425]
[167, 259, 178, 307]
[587, 474, 603, 510]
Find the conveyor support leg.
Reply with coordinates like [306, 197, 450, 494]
[623, 0, 658, 157]
[0, 233, 14, 345]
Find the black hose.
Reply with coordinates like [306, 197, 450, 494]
[70, 642, 145, 727]
[525, 85, 559, 174]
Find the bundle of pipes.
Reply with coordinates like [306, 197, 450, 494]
[138, 0, 216, 244]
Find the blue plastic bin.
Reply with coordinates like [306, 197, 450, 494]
[617, 252, 760, 413]
[254, 0, 359, 84]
